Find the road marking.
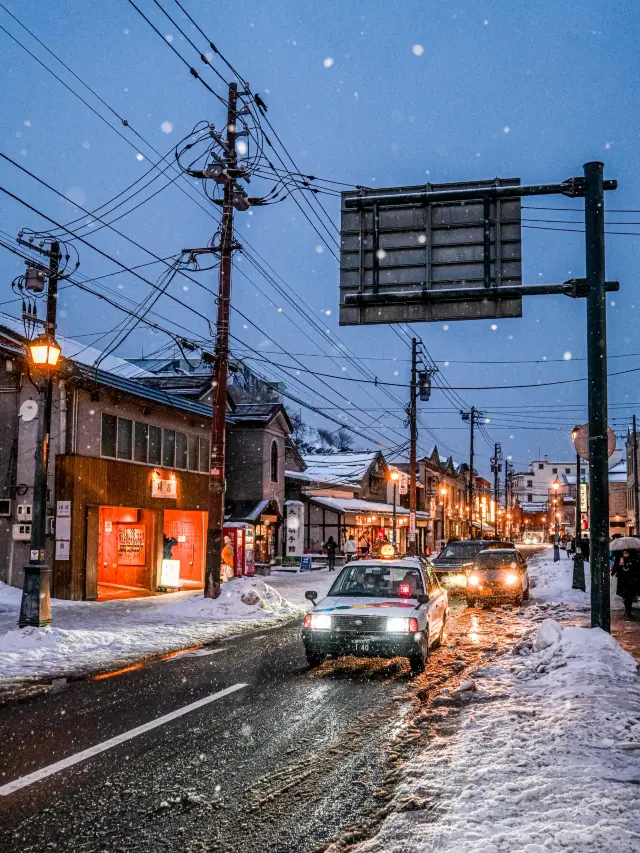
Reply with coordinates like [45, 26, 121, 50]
[166, 648, 225, 660]
[0, 683, 247, 797]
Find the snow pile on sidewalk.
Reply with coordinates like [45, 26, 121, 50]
[528, 548, 624, 611]
[0, 572, 331, 683]
[358, 619, 640, 853]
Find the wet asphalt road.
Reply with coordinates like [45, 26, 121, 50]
[0, 619, 420, 853]
[0, 550, 547, 853]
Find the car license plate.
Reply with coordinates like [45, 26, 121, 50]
[353, 641, 370, 652]
[480, 588, 493, 596]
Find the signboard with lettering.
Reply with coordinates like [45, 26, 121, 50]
[283, 501, 304, 566]
[55, 500, 71, 561]
[300, 555, 312, 573]
[399, 472, 408, 495]
[151, 475, 177, 499]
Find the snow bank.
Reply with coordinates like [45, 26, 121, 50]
[529, 549, 624, 611]
[0, 572, 332, 683]
[358, 620, 640, 853]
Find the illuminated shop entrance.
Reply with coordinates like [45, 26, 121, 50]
[97, 507, 157, 598]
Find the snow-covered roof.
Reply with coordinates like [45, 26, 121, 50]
[609, 459, 627, 483]
[285, 469, 359, 489]
[301, 451, 381, 485]
[309, 496, 430, 519]
[0, 312, 152, 379]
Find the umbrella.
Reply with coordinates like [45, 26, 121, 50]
[610, 536, 640, 552]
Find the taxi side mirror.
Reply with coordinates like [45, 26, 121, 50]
[305, 590, 318, 603]
[416, 593, 430, 605]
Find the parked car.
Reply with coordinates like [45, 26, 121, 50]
[302, 550, 448, 675]
[464, 548, 530, 606]
[431, 539, 515, 589]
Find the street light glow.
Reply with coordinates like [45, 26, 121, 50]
[29, 334, 61, 367]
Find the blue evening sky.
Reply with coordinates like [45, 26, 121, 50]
[2, 0, 639, 475]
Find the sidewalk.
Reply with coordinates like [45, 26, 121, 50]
[0, 569, 333, 686]
[353, 548, 640, 853]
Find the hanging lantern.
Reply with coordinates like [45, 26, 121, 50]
[28, 334, 61, 367]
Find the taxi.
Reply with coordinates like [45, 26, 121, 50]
[301, 545, 448, 674]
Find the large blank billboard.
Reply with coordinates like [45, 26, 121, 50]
[339, 178, 522, 326]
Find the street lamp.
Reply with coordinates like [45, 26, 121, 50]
[389, 469, 400, 546]
[440, 486, 447, 548]
[18, 240, 62, 629]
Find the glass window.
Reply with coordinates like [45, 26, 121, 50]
[175, 432, 188, 469]
[199, 438, 210, 473]
[328, 563, 425, 598]
[538, 463, 544, 470]
[527, 480, 532, 487]
[566, 468, 571, 474]
[270, 440, 278, 482]
[117, 418, 133, 460]
[528, 493, 533, 502]
[148, 425, 162, 465]
[101, 413, 117, 458]
[134, 422, 148, 463]
[552, 468, 558, 474]
[188, 435, 199, 471]
[163, 430, 176, 468]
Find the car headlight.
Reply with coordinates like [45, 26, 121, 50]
[386, 617, 409, 633]
[310, 613, 332, 630]
[505, 573, 518, 586]
[468, 574, 481, 587]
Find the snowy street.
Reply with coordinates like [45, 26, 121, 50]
[1, 548, 639, 852]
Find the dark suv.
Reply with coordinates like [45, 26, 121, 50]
[431, 540, 515, 589]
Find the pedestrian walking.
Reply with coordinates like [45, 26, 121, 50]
[611, 548, 640, 618]
[343, 535, 357, 563]
[324, 535, 338, 571]
[358, 534, 370, 555]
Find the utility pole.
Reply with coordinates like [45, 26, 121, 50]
[461, 408, 482, 538]
[491, 442, 502, 534]
[585, 161, 610, 632]
[408, 338, 418, 555]
[633, 415, 640, 535]
[205, 83, 238, 599]
[18, 241, 61, 628]
[572, 429, 586, 590]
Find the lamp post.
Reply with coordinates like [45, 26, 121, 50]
[18, 241, 62, 628]
[571, 426, 586, 590]
[440, 486, 447, 548]
[389, 469, 399, 546]
[551, 478, 561, 562]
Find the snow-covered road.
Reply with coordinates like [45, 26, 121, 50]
[348, 549, 640, 853]
[0, 570, 334, 685]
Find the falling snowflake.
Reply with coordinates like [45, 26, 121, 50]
[236, 139, 248, 156]
[123, 28, 129, 35]
[82, 141, 91, 149]
[376, 249, 387, 260]
[354, 91, 359, 99]
[490, 324, 498, 330]
[19, 149, 27, 157]
[182, 285, 188, 292]
[610, 300, 615, 306]
[24, 120, 31, 127]
[325, 309, 331, 316]
[442, 324, 449, 331]
[444, 361, 449, 367]
[563, 351, 572, 361]
[160, 121, 173, 134]
[412, 44, 424, 56]
[418, 234, 427, 244]
[65, 187, 86, 206]
[315, 245, 324, 254]
[483, 19, 489, 25]
[165, 34, 174, 43]
[503, 126, 510, 134]
[136, 153, 145, 161]
[605, 142, 613, 150]
[277, 307, 283, 312]
[323, 57, 334, 68]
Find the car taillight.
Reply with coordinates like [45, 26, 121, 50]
[408, 618, 419, 632]
[303, 614, 311, 628]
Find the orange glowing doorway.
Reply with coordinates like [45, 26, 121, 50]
[163, 509, 205, 585]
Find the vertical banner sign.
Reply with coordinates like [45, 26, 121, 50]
[284, 501, 304, 566]
[55, 500, 71, 561]
[399, 472, 409, 495]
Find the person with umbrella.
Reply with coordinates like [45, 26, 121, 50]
[610, 536, 640, 619]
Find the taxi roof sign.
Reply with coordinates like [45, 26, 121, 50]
[380, 543, 396, 559]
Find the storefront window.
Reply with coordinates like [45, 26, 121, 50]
[270, 440, 278, 483]
[162, 430, 176, 468]
[148, 425, 162, 465]
[176, 432, 188, 469]
[188, 434, 199, 471]
[101, 413, 117, 458]
[199, 438, 210, 473]
[117, 418, 133, 460]
[134, 422, 148, 463]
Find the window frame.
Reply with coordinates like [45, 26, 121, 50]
[99, 412, 208, 473]
[270, 439, 279, 483]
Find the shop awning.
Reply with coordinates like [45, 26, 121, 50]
[309, 496, 430, 520]
[225, 498, 282, 524]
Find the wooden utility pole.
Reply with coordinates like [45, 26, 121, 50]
[205, 83, 238, 599]
[408, 338, 418, 555]
[633, 414, 640, 535]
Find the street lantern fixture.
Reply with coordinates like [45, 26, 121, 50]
[389, 470, 399, 546]
[389, 469, 400, 482]
[29, 333, 61, 367]
[552, 478, 561, 492]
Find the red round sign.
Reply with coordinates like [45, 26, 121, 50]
[571, 423, 616, 461]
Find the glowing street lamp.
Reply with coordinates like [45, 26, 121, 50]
[28, 333, 61, 368]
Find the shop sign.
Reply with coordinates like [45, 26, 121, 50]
[160, 559, 180, 588]
[55, 500, 71, 561]
[284, 501, 304, 563]
[151, 474, 177, 499]
[117, 526, 146, 565]
[300, 555, 312, 572]
[399, 472, 408, 495]
[579, 483, 588, 511]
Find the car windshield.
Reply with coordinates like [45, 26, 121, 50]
[328, 563, 425, 598]
[474, 551, 519, 570]
[439, 542, 486, 559]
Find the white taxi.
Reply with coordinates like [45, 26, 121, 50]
[301, 547, 448, 674]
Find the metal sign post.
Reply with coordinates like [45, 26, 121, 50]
[338, 164, 618, 631]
